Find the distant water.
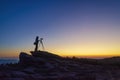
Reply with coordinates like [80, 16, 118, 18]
[0, 58, 19, 64]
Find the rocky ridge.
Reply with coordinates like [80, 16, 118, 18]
[0, 51, 120, 80]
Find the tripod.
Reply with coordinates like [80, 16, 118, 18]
[39, 38, 45, 51]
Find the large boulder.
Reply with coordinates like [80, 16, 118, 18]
[31, 51, 61, 59]
[19, 52, 54, 69]
[19, 52, 33, 65]
[19, 52, 46, 66]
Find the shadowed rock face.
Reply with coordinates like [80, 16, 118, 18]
[19, 51, 62, 67]
[0, 51, 120, 80]
[19, 52, 33, 65]
[31, 51, 61, 58]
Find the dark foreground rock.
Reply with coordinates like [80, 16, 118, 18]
[0, 51, 120, 80]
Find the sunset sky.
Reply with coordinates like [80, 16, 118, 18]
[0, 0, 120, 58]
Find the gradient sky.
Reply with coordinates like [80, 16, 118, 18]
[0, 0, 120, 58]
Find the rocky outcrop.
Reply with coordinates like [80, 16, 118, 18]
[0, 51, 120, 80]
[19, 52, 33, 65]
[19, 51, 56, 69]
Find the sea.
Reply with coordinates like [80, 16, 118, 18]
[0, 58, 19, 64]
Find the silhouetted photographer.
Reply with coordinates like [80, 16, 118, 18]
[34, 36, 44, 52]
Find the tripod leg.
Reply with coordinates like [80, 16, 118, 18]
[41, 41, 45, 51]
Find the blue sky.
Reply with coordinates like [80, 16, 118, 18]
[0, 0, 120, 58]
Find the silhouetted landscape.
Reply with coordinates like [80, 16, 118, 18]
[1, 0, 120, 80]
[0, 36, 120, 80]
[0, 51, 120, 80]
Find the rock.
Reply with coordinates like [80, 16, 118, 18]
[23, 67, 36, 74]
[11, 71, 27, 78]
[2, 78, 25, 80]
[19, 52, 32, 65]
[45, 63, 54, 69]
[1, 51, 120, 80]
[0, 72, 6, 78]
[19, 52, 46, 66]
[0, 72, 11, 78]
[31, 51, 61, 59]
[30, 74, 43, 79]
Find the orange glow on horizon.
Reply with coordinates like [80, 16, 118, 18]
[0, 42, 119, 59]
[0, 49, 120, 59]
